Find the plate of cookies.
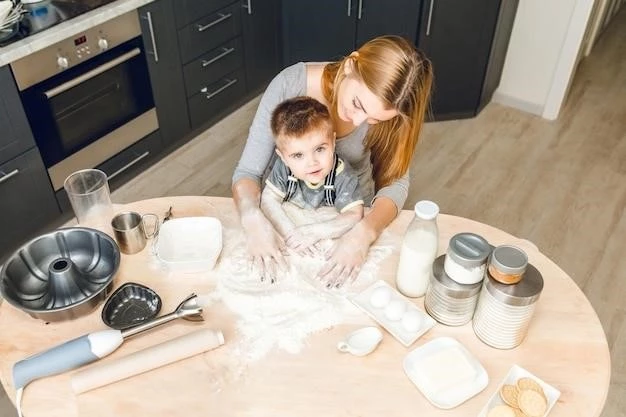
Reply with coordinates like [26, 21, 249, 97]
[479, 365, 561, 417]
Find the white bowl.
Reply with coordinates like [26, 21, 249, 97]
[155, 217, 222, 273]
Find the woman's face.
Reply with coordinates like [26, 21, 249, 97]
[337, 66, 399, 126]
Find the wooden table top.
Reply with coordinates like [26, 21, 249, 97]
[0, 196, 611, 417]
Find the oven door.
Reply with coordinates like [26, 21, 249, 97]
[20, 36, 157, 190]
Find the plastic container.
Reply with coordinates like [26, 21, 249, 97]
[488, 245, 528, 284]
[425, 255, 482, 326]
[155, 217, 223, 272]
[473, 263, 544, 349]
[396, 200, 439, 298]
[443, 233, 491, 284]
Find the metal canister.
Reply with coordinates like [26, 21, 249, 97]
[424, 255, 482, 326]
[472, 263, 544, 349]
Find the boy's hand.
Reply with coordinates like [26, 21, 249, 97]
[284, 224, 325, 256]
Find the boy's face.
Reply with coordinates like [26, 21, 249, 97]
[276, 129, 335, 185]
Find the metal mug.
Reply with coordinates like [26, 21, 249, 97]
[111, 212, 159, 254]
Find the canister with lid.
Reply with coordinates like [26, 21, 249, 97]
[488, 245, 528, 284]
[424, 255, 483, 326]
[472, 262, 544, 349]
[443, 233, 491, 284]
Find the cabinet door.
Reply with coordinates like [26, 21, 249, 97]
[241, 0, 282, 93]
[282, 0, 356, 66]
[0, 66, 35, 164]
[139, 0, 191, 146]
[356, 0, 422, 48]
[417, 0, 501, 120]
[0, 148, 60, 257]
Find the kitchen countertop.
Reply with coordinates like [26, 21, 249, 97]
[0, 196, 611, 417]
[0, 0, 156, 66]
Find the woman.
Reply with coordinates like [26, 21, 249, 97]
[232, 35, 433, 287]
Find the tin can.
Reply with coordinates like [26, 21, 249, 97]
[472, 263, 544, 349]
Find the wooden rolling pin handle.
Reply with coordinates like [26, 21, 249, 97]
[71, 329, 225, 394]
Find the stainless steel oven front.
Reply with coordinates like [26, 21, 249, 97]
[10, 10, 158, 191]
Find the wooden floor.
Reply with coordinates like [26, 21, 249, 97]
[1, 9, 624, 416]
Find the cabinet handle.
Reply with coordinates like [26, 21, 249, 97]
[242, 0, 252, 15]
[200, 78, 238, 100]
[142, 12, 159, 62]
[426, 0, 435, 36]
[107, 151, 150, 181]
[347, 0, 351, 17]
[0, 169, 19, 185]
[201, 47, 236, 68]
[197, 13, 232, 32]
[357, 0, 363, 19]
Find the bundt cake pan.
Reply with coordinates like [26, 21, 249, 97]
[0, 227, 120, 321]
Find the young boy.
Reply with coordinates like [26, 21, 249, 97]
[261, 96, 364, 255]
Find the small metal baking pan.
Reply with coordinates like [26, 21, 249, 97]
[101, 282, 162, 330]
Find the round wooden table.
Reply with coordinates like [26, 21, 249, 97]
[0, 196, 611, 417]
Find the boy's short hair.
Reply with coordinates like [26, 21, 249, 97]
[271, 96, 333, 145]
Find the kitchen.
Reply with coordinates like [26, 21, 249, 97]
[0, 0, 625, 416]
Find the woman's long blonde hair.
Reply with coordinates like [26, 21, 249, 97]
[322, 36, 433, 189]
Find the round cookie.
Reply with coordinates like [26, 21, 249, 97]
[518, 389, 548, 417]
[499, 384, 520, 408]
[487, 405, 517, 417]
[517, 377, 544, 394]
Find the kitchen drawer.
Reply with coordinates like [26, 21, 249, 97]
[55, 130, 163, 214]
[178, 2, 242, 64]
[175, 0, 236, 29]
[0, 148, 60, 257]
[188, 68, 247, 129]
[183, 37, 244, 98]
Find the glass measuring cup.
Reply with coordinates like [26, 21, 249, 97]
[64, 169, 113, 229]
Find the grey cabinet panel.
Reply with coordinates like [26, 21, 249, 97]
[241, 0, 281, 93]
[183, 37, 244, 98]
[356, 0, 422, 48]
[178, 3, 242, 65]
[0, 66, 35, 164]
[139, 0, 191, 147]
[0, 148, 60, 257]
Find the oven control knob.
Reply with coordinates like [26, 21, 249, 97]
[98, 38, 109, 51]
[57, 56, 69, 69]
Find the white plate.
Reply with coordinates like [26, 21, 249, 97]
[403, 337, 488, 409]
[350, 280, 435, 347]
[478, 365, 561, 417]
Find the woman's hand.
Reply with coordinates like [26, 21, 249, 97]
[317, 222, 376, 288]
[240, 210, 288, 283]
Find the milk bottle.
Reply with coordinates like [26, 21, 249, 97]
[396, 200, 439, 298]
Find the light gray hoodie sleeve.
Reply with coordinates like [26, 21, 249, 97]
[232, 63, 306, 186]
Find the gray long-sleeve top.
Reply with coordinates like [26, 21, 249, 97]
[232, 62, 409, 210]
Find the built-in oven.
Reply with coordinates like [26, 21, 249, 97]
[9, 10, 159, 192]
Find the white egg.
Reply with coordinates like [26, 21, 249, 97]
[384, 299, 406, 321]
[369, 286, 392, 308]
[402, 310, 422, 332]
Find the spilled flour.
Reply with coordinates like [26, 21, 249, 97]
[212, 204, 394, 363]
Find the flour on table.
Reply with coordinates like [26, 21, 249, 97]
[212, 204, 393, 362]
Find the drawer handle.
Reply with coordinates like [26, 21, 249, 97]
[197, 13, 232, 32]
[107, 151, 150, 181]
[200, 78, 238, 100]
[201, 47, 236, 67]
[142, 12, 159, 63]
[0, 169, 19, 185]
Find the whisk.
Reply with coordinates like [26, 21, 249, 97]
[0, 2, 26, 32]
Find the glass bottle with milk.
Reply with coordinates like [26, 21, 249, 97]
[396, 200, 439, 298]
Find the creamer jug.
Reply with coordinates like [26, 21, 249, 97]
[396, 200, 439, 298]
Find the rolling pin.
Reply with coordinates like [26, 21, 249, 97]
[71, 328, 224, 394]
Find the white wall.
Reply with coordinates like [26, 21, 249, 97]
[493, 0, 595, 120]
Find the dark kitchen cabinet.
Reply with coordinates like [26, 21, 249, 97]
[0, 66, 35, 164]
[138, 0, 191, 146]
[417, 0, 519, 120]
[281, 0, 422, 65]
[241, 0, 282, 93]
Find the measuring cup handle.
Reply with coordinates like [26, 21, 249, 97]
[336, 342, 350, 353]
[142, 213, 160, 239]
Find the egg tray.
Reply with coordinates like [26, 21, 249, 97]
[350, 280, 435, 347]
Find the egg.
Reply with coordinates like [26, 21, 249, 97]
[384, 299, 406, 321]
[402, 310, 422, 332]
[369, 286, 392, 308]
